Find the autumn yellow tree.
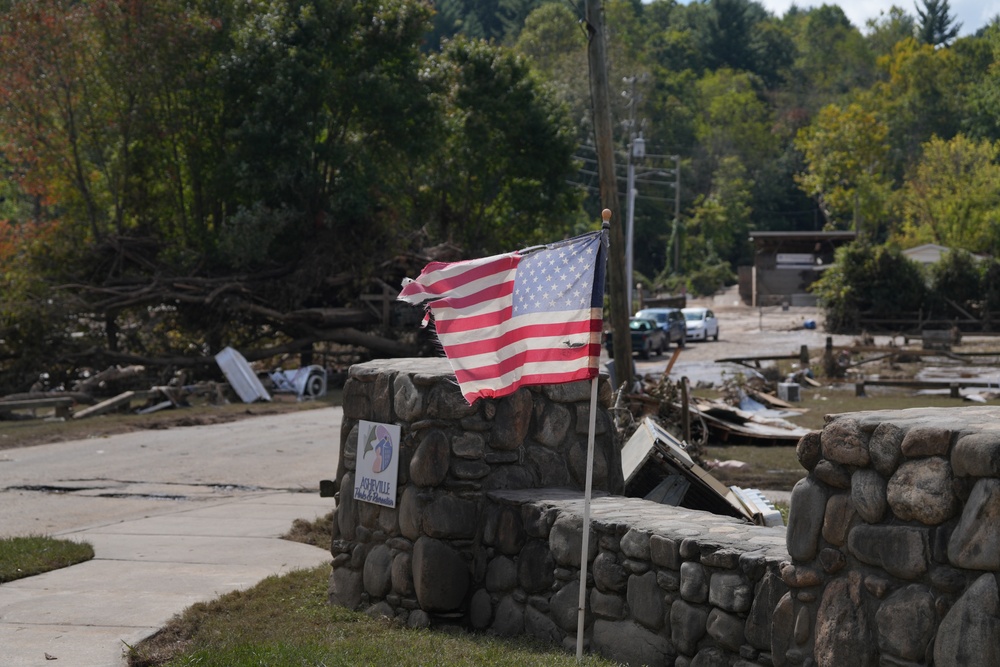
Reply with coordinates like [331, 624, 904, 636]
[894, 134, 1000, 254]
[794, 103, 891, 237]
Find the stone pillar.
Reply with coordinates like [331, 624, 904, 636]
[330, 358, 620, 624]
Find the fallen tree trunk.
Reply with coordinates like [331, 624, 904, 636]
[0, 391, 95, 405]
[73, 365, 147, 394]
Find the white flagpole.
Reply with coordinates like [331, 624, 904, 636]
[576, 374, 599, 660]
[576, 216, 610, 661]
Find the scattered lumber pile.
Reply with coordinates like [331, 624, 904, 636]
[0, 364, 230, 421]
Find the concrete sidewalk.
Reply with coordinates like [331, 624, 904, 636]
[0, 487, 333, 666]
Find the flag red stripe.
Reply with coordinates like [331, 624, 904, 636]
[434, 304, 513, 335]
[427, 280, 514, 313]
[460, 367, 598, 402]
[399, 255, 518, 301]
[441, 319, 601, 358]
[452, 343, 602, 385]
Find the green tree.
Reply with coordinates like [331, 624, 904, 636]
[811, 241, 927, 332]
[705, 0, 762, 73]
[695, 69, 778, 174]
[643, 22, 701, 164]
[866, 6, 916, 57]
[864, 38, 963, 176]
[748, 18, 797, 89]
[426, 0, 547, 48]
[496, 0, 548, 44]
[212, 0, 437, 268]
[645, 0, 793, 87]
[795, 103, 891, 236]
[916, 0, 961, 46]
[927, 248, 982, 318]
[515, 3, 592, 143]
[787, 5, 876, 107]
[412, 38, 581, 255]
[894, 134, 1000, 254]
[960, 25, 1000, 142]
[685, 155, 754, 269]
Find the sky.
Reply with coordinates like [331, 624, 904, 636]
[754, 0, 998, 37]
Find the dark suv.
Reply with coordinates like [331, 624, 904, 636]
[634, 308, 686, 348]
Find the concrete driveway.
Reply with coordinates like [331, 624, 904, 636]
[0, 407, 342, 537]
[0, 407, 342, 667]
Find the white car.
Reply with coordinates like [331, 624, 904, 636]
[682, 307, 719, 341]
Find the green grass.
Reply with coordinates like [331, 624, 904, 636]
[0, 535, 94, 583]
[127, 565, 619, 667]
[783, 382, 969, 432]
[703, 442, 805, 491]
[773, 501, 789, 525]
[282, 511, 333, 550]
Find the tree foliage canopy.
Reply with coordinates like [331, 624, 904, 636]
[5, 0, 1000, 390]
[894, 134, 1000, 254]
[0, 0, 582, 392]
[794, 103, 891, 235]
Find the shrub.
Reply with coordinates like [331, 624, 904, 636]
[811, 241, 926, 333]
[927, 249, 983, 319]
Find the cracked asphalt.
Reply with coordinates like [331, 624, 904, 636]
[0, 408, 342, 537]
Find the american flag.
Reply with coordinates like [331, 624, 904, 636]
[398, 230, 607, 403]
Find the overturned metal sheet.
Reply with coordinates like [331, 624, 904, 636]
[215, 347, 271, 403]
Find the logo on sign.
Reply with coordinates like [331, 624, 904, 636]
[364, 424, 394, 474]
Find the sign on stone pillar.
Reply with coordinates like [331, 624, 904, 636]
[353, 420, 401, 508]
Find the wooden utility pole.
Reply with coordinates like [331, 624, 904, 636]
[585, 0, 632, 391]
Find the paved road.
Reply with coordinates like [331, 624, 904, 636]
[622, 299, 858, 388]
[0, 408, 342, 667]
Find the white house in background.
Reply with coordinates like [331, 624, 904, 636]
[901, 243, 985, 266]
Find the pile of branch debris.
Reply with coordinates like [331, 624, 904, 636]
[611, 371, 811, 456]
[0, 347, 329, 422]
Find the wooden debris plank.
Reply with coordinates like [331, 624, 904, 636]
[72, 391, 155, 419]
[855, 379, 994, 390]
[0, 397, 74, 419]
[151, 386, 182, 407]
[799, 374, 822, 387]
[751, 391, 802, 411]
[664, 347, 683, 375]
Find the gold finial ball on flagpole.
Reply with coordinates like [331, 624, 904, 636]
[602, 209, 611, 229]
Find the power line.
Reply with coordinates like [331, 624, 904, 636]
[568, 181, 677, 206]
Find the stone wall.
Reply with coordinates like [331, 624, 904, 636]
[329, 360, 1000, 666]
[786, 406, 1000, 667]
[476, 490, 788, 667]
